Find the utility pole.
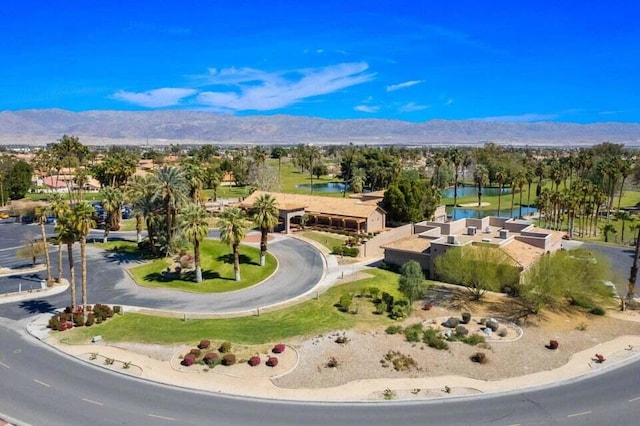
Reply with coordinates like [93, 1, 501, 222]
[627, 226, 640, 300]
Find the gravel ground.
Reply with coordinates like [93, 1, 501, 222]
[274, 296, 640, 389]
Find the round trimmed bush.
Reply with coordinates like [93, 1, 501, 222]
[272, 344, 286, 354]
[189, 348, 202, 357]
[219, 341, 232, 353]
[182, 354, 196, 366]
[266, 357, 278, 367]
[204, 352, 218, 364]
[222, 354, 236, 366]
[198, 339, 211, 350]
[248, 356, 261, 367]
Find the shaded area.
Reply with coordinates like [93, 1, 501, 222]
[143, 270, 224, 283]
[18, 299, 56, 314]
[216, 253, 256, 266]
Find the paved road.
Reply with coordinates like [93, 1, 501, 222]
[0, 226, 323, 319]
[0, 322, 639, 426]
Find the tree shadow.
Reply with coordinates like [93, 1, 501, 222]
[101, 250, 142, 265]
[143, 269, 228, 283]
[19, 299, 56, 314]
[216, 253, 258, 266]
[8, 273, 44, 283]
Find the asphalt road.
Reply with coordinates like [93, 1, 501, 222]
[1, 322, 639, 426]
[0, 225, 323, 319]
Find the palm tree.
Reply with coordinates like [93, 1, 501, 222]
[617, 158, 633, 210]
[515, 171, 527, 218]
[615, 210, 633, 244]
[217, 207, 248, 281]
[100, 186, 124, 243]
[153, 166, 188, 255]
[126, 175, 148, 244]
[179, 203, 209, 283]
[72, 202, 96, 318]
[601, 223, 617, 243]
[252, 194, 279, 267]
[50, 194, 68, 282]
[448, 148, 462, 207]
[181, 160, 206, 204]
[494, 168, 506, 217]
[56, 211, 77, 308]
[205, 166, 221, 202]
[473, 165, 489, 207]
[35, 206, 53, 285]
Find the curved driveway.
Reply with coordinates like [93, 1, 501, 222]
[0, 323, 639, 425]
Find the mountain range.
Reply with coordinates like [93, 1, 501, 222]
[1, 109, 639, 147]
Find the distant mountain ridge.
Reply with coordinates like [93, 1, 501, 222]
[1, 109, 639, 147]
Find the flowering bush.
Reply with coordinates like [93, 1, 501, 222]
[248, 356, 261, 367]
[198, 339, 211, 350]
[179, 253, 194, 269]
[266, 357, 278, 367]
[182, 354, 196, 366]
[272, 344, 285, 354]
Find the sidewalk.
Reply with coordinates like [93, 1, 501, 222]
[0, 278, 68, 305]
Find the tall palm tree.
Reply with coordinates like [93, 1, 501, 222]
[126, 175, 149, 244]
[494, 168, 506, 217]
[217, 207, 248, 281]
[72, 202, 96, 318]
[153, 166, 188, 255]
[35, 206, 53, 285]
[100, 186, 124, 243]
[50, 194, 68, 282]
[515, 171, 527, 218]
[56, 211, 77, 308]
[181, 160, 206, 204]
[179, 203, 209, 283]
[473, 165, 489, 207]
[617, 158, 633, 210]
[206, 166, 221, 202]
[252, 194, 279, 267]
[448, 148, 462, 207]
[615, 210, 633, 244]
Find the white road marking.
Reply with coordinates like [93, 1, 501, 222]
[147, 413, 175, 421]
[0, 246, 22, 252]
[82, 398, 104, 406]
[33, 379, 50, 387]
[0, 361, 9, 369]
[629, 396, 640, 402]
[567, 410, 591, 418]
[506, 424, 521, 426]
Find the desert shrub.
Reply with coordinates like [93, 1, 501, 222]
[460, 334, 485, 346]
[455, 325, 469, 336]
[72, 313, 84, 327]
[219, 341, 232, 353]
[93, 304, 113, 321]
[576, 322, 588, 331]
[182, 354, 196, 366]
[590, 306, 606, 316]
[381, 292, 394, 312]
[248, 356, 261, 367]
[189, 348, 202, 357]
[470, 352, 488, 364]
[374, 302, 386, 315]
[338, 294, 352, 312]
[385, 325, 403, 335]
[403, 323, 423, 342]
[266, 357, 278, 367]
[222, 354, 236, 366]
[368, 287, 381, 300]
[461, 312, 471, 324]
[48, 315, 60, 330]
[203, 352, 218, 366]
[384, 350, 417, 371]
[85, 313, 95, 327]
[389, 299, 410, 320]
[422, 301, 433, 311]
[343, 246, 359, 257]
[198, 339, 211, 350]
[423, 328, 449, 350]
[179, 253, 194, 269]
[548, 340, 559, 350]
[335, 335, 349, 344]
[272, 344, 286, 354]
[326, 356, 339, 368]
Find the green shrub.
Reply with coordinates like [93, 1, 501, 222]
[113, 306, 122, 315]
[460, 334, 486, 346]
[423, 328, 449, 350]
[374, 302, 386, 315]
[403, 323, 423, 342]
[390, 300, 410, 320]
[338, 294, 352, 312]
[590, 306, 606, 316]
[385, 325, 403, 335]
[219, 341, 232, 353]
[85, 313, 95, 327]
[368, 287, 381, 299]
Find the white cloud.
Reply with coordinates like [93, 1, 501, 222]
[354, 105, 379, 113]
[399, 102, 429, 112]
[386, 80, 423, 92]
[111, 88, 197, 108]
[196, 62, 374, 111]
[445, 98, 454, 105]
[474, 113, 558, 122]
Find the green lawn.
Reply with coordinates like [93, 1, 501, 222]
[92, 240, 142, 257]
[301, 231, 347, 252]
[127, 239, 277, 293]
[276, 159, 348, 197]
[60, 268, 402, 345]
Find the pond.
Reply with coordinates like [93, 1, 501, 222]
[442, 185, 511, 199]
[296, 182, 347, 193]
[447, 206, 538, 220]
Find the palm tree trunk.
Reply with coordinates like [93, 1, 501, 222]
[519, 189, 524, 218]
[80, 237, 88, 320]
[453, 168, 459, 207]
[194, 239, 202, 283]
[146, 217, 156, 255]
[497, 184, 502, 217]
[628, 226, 640, 299]
[103, 221, 110, 244]
[260, 228, 268, 267]
[67, 241, 76, 308]
[40, 221, 52, 284]
[136, 213, 142, 243]
[510, 187, 515, 217]
[618, 177, 627, 210]
[233, 243, 241, 281]
[57, 240, 63, 282]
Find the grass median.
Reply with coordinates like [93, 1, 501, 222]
[60, 268, 401, 345]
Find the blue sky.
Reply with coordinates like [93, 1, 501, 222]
[1, 1, 638, 122]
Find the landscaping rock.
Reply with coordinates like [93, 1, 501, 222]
[442, 317, 460, 328]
